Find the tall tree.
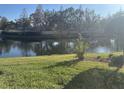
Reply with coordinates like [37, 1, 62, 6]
[16, 8, 30, 31]
[105, 10, 124, 51]
[0, 16, 8, 30]
[30, 5, 47, 32]
[75, 5, 100, 33]
[6, 21, 16, 30]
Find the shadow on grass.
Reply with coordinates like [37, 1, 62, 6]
[64, 68, 124, 89]
[43, 59, 80, 69]
[0, 71, 4, 75]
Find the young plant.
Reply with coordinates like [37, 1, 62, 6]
[75, 33, 89, 60]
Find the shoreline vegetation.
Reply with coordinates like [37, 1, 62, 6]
[1, 30, 79, 41]
[0, 53, 123, 88]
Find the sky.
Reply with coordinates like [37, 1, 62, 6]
[0, 4, 124, 21]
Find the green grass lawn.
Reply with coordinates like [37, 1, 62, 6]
[0, 53, 123, 88]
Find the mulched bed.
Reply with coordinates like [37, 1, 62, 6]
[84, 57, 111, 63]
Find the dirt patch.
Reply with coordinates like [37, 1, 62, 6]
[84, 57, 111, 63]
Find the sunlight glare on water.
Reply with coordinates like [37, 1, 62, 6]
[94, 46, 111, 53]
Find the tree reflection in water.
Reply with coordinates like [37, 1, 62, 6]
[0, 39, 113, 57]
[0, 39, 75, 57]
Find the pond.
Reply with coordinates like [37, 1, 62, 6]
[0, 39, 113, 57]
[92, 46, 112, 53]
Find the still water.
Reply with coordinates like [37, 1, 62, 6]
[0, 39, 112, 57]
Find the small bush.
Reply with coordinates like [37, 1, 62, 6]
[96, 56, 101, 60]
[96, 56, 103, 62]
[109, 55, 124, 68]
[105, 55, 124, 87]
[75, 33, 89, 60]
[108, 54, 113, 59]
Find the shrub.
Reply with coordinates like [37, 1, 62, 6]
[96, 56, 101, 60]
[108, 54, 113, 59]
[75, 33, 89, 60]
[109, 55, 124, 68]
[105, 55, 124, 88]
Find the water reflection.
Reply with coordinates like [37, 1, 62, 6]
[0, 39, 77, 57]
[0, 39, 114, 57]
[93, 46, 111, 53]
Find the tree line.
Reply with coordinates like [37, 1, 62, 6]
[0, 5, 100, 32]
[1, 4, 124, 50]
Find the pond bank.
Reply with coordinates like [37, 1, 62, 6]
[0, 53, 123, 88]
